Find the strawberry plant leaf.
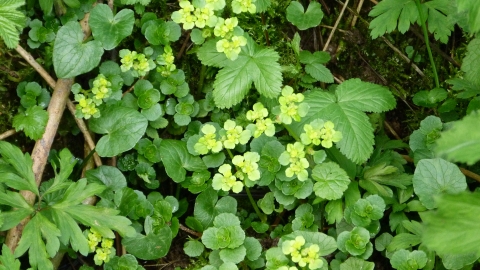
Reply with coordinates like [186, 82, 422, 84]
[0, 244, 21, 270]
[369, 0, 417, 39]
[212, 37, 282, 108]
[89, 105, 148, 157]
[0, 0, 26, 49]
[435, 111, 480, 165]
[255, 0, 271, 13]
[159, 139, 207, 183]
[196, 39, 231, 68]
[12, 105, 48, 140]
[14, 213, 60, 270]
[336, 78, 396, 113]
[461, 37, 480, 86]
[53, 21, 104, 78]
[299, 51, 333, 83]
[286, 1, 324, 30]
[413, 158, 467, 209]
[88, 4, 134, 50]
[0, 141, 38, 195]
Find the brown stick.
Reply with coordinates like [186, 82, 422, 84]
[323, 0, 350, 51]
[0, 129, 16, 140]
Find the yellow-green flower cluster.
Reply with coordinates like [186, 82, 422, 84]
[157, 45, 176, 77]
[216, 35, 247, 61]
[214, 17, 238, 38]
[300, 120, 342, 148]
[86, 228, 115, 265]
[74, 93, 100, 119]
[282, 236, 324, 270]
[232, 0, 256, 14]
[194, 124, 223, 154]
[279, 142, 309, 181]
[246, 102, 276, 138]
[221, 119, 251, 149]
[212, 164, 243, 193]
[232, 151, 260, 181]
[119, 49, 155, 77]
[171, 1, 196, 29]
[172, 0, 219, 30]
[276, 86, 309, 124]
[91, 74, 111, 103]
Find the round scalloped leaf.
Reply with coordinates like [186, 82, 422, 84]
[286, 1, 324, 30]
[312, 162, 350, 200]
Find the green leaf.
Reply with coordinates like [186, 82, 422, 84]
[184, 240, 205, 257]
[291, 80, 395, 164]
[286, 1, 324, 30]
[212, 37, 282, 108]
[196, 39, 231, 68]
[435, 110, 480, 165]
[0, 209, 33, 231]
[86, 166, 127, 199]
[219, 245, 246, 263]
[281, 231, 337, 256]
[413, 158, 467, 209]
[159, 139, 206, 183]
[369, 0, 417, 38]
[457, 0, 480, 33]
[390, 249, 427, 270]
[423, 0, 456, 43]
[421, 192, 480, 255]
[145, 21, 181, 45]
[52, 179, 105, 208]
[53, 21, 104, 78]
[104, 254, 145, 270]
[409, 115, 442, 153]
[0, 244, 21, 270]
[0, 141, 37, 195]
[0, 0, 26, 49]
[312, 162, 350, 200]
[412, 88, 448, 107]
[89, 4, 134, 50]
[12, 105, 48, 140]
[387, 233, 421, 252]
[123, 227, 172, 260]
[244, 237, 262, 261]
[39, 0, 53, 14]
[89, 106, 148, 157]
[14, 213, 61, 270]
[0, 190, 33, 209]
[340, 257, 375, 270]
[193, 188, 237, 230]
[47, 209, 89, 256]
[439, 252, 479, 270]
[299, 51, 333, 83]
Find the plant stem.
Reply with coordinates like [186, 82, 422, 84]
[415, 0, 440, 88]
[244, 185, 267, 223]
[283, 124, 301, 142]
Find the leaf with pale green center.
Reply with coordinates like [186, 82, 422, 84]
[435, 111, 480, 164]
[212, 37, 282, 108]
[53, 21, 104, 78]
[159, 139, 207, 183]
[89, 106, 148, 157]
[390, 249, 427, 270]
[413, 158, 467, 209]
[312, 162, 350, 200]
[0, 0, 26, 49]
[88, 4, 134, 50]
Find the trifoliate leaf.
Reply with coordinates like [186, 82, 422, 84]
[89, 4, 134, 50]
[123, 227, 172, 260]
[461, 37, 480, 87]
[0, 244, 21, 270]
[12, 105, 48, 140]
[286, 1, 324, 30]
[435, 111, 480, 164]
[212, 37, 282, 108]
[159, 139, 207, 183]
[14, 213, 60, 270]
[421, 192, 480, 255]
[0, 0, 26, 49]
[312, 162, 350, 200]
[413, 158, 466, 209]
[53, 21, 104, 78]
[299, 51, 333, 83]
[89, 106, 148, 157]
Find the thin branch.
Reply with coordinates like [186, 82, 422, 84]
[0, 129, 16, 140]
[323, 0, 350, 51]
[179, 223, 202, 237]
[351, 0, 365, 28]
[15, 45, 56, 88]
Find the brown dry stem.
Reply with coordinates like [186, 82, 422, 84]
[0, 129, 16, 140]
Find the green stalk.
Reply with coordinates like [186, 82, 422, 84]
[283, 124, 301, 142]
[415, 0, 440, 88]
[245, 185, 267, 223]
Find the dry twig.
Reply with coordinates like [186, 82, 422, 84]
[323, 0, 350, 51]
[0, 129, 16, 140]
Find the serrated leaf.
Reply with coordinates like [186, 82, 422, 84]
[123, 226, 172, 260]
[12, 105, 48, 140]
[89, 4, 134, 50]
[336, 79, 396, 112]
[312, 162, 350, 200]
[53, 21, 104, 78]
[255, 0, 271, 13]
[0, 209, 33, 231]
[423, 0, 456, 43]
[0, 244, 21, 270]
[159, 140, 206, 183]
[299, 51, 333, 83]
[212, 38, 282, 108]
[196, 39, 231, 68]
[286, 1, 324, 30]
[52, 179, 105, 208]
[0, 190, 33, 209]
[0, 141, 37, 195]
[457, 0, 480, 34]
[89, 106, 148, 157]
[435, 111, 480, 164]
[0, 0, 26, 49]
[413, 158, 467, 209]
[369, 0, 417, 38]
[14, 213, 60, 270]
[47, 209, 89, 255]
[461, 37, 480, 86]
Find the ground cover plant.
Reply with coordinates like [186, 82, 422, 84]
[0, 0, 480, 269]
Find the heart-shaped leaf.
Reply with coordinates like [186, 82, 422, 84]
[286, 1, 324, 30]
[89, 106, 148, 157]
[53, 21, 104, 78]
[89, 4, 134, 50]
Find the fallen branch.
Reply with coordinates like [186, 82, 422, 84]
[0, 129, 16, 140]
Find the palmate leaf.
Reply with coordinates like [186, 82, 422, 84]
[291, 79, 395, 164]
[0, 0, 26, 49]
[209, 37, 282, 108]
[0, 141, 38, 195]
[12, 105, 48, 140]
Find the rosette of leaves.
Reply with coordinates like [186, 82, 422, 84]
[344, 195, 386, 227]
[390, 249, 428, 270]
[409, 116, 443, 163]
[172, 94, 200, 126]
[16, 81, 51, 109]
[160, 69, 190, 98]
[337, 227, 374, 259]
[201, 213, 262, 268]
[27, 19, 55, 48]
[291, 203, 318, 232]
[181, 170, 210, 194]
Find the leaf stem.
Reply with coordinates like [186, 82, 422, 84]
[283, 124, 301, 142]
[244, 185, 267, 223]
[415, 0, 440, 88]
